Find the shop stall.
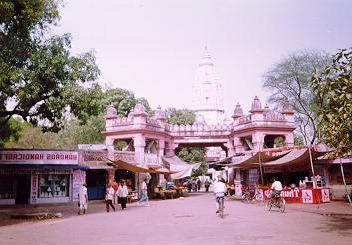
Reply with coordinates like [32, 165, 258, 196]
[0, 149, 87, 205]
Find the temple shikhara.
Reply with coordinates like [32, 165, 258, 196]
[0, 47, 350, 205]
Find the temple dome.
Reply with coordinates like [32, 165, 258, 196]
[250, 96, 263, 112]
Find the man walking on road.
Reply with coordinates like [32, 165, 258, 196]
[138, 178, 149, 206]
[105, 184, 116, 212]
[78, 183, 88, 215]
[118, 181, 129, 210]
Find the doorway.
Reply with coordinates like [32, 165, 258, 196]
[15, 175, 31, 204]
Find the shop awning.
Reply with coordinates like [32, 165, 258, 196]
[162, 156, 201, 179]
[263, 148, 328, 167]
[113, 160, 157, 173]
[224, 150, 291, 168]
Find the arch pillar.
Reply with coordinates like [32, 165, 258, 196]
[133, 135, 146, 165]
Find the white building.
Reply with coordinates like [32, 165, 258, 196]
[192, 46, 225, 125]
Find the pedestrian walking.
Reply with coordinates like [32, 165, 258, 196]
[78, 183, 88, 215]
[112, 180, 119, 204]
[192, 179, 197, 192]
[118, 181, 129, 210]
[205, 179, 210, 192]
[138, 178, 149, 206]
[105, 184, 116, 212]
[197, 179, 201, 192]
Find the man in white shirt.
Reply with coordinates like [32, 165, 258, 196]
[214, 177, 227, 213]
[106, 184, 116, 212]
[78, 184, 88, 215]
[138, 178, 149, 206]
[270, 177, 283, 199]
[117, 181, 129, 210]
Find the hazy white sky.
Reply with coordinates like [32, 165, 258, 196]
[54, 0, 352, 116]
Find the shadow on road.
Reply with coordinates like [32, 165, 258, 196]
[316, 216, 352, 236]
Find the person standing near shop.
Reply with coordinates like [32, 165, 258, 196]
[78, 183, 88, 215]
[138, 178, 149, 206]
[117, 181, 129, 210]
[105, 184, 116, 212]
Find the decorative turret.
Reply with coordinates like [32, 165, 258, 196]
[131, 102, 148, 125]
[250, 96, 263, 113]
[264, 104, 270, 113]
[232, 103, 244, 119]
[132, 102, 148, 116]
[282, 100, 295, 123]
[106, 104, 117, 118]
[282, 100, 294, 114]
[154, 106, 167, 122]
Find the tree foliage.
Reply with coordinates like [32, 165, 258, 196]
[0, 0, 100, 145]
[166, 108, 196, 125]
[263, 50, 331, 144]
[312, 48, 352, 157]
[4, 87, 152, 149]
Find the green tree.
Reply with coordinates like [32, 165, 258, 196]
[0, 118, 25, 147]
[5, 122, 61, 149]
[311, 48, 352, 204]
[166, 108, 196, 125]
[0, 0, 100, 145]
[5, 87, 152, 149]
[311, 48, 352, 157]
[263, 50, 331, 144]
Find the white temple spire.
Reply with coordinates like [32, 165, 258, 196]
[192, 46, 224, 124]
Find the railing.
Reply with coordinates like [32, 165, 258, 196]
[114, 151, 135, 163]
[264, 112, 285, 122]
[81, 150, 107, 162]
[144, 153, 160, 166]
[238, 115, 252, 125]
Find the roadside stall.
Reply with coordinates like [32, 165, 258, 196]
[225, 146, 332, 204]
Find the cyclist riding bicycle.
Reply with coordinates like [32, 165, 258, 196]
[214, 177, 227, 214]
[270, 177, 283, 200]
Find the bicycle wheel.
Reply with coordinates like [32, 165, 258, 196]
[278, 198, 286, 213]
[266, 198, 273, 211]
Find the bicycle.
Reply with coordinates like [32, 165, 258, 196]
[216, 196, 225, 218]
[266, 194, 285, 213]
[241, 190, 257, 203]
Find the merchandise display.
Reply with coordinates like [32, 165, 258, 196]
[38, 174, 69, 198]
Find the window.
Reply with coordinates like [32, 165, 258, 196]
[38, 174, 70, 198]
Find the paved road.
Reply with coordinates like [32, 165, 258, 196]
[0, 193, 351, 245]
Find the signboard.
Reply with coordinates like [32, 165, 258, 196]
[0, 150, 78, 165]
[321, 189, 330, 203]
[72, 170, 86, 201]
[31, 175, 38, 204]
[302, 189, 314, 203]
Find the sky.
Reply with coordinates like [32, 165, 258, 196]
[54, 0, 352, 116]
